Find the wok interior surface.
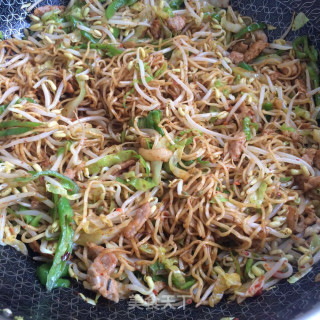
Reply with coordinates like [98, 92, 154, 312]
[0, 0, 320, 319]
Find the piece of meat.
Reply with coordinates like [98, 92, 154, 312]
[302, 148, 317, 165]
[230, 51, 244, 64]
[294, 175, 306, 190]
[31, 198, 42, 210]
[244, 41, 269, 63]
[238, 103, 252, 120]
[65, 82, 74, 94]
[263, 127, 276, 135]
[86, 243, 119, 302]
[304, 205, 317, 225]
[273, 98, 283, 109]
[153, 281, 166, 294]
[87, 242, 105, 259]
[304, 176, 320, 192]
[253, 30, 268, 43]
[210, 0, 229, 7]
[166, 15, 186, 32]
[228, 132, 246, 161]
[64, 168, 76, 180]
[295, 79, 307, 98]
[40, 157, 51, 168]
[232, 42, 248, 54]
[286, 206, 298, 232]
[33, 5, 65, 16]
[150, 19, 161, 39]
[268, 71, 282, 82]
[111, 160, 136, 176]
[283, 130, 301, 142]
[123, 203, 151, 239]
[314, 151, 320, 170]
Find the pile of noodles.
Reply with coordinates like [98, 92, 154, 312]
[0, 0, 319, 307]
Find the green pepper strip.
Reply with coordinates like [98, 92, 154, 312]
[112, 27, 120, 38]
[0, 98, 36, 115]
[262, 102, 273, 111]
[46, 197, 74, 291]
[105, 0, 138, 19]
[79, 43, 123, 57]
[243, 117, 253, 140]
[245, 258, 253, 277]
[0, 104, 8, 114]
[52, 193, 59, 221]
[238, 61, 254, 72]
[234, 22, 267, 40]
[0, 120, 42, 128]
[293, 36, 308, 59]
[169, 0, 184, 10]
[66, 16, 98, 43]
[31, 215, 43, 227]
[173, 276, 196, 290]
[307, 62, 320, 107]
[231, 252, 242, 280]
[37, 263, 70, 288]
[15, 170, 79, 195]
[293, 36, 318, 61]
[17, 206, 33, 224]
[0, 127, 33, 137]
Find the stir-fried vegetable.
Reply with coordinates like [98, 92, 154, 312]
[66, 16, 98, 44]
[87, 150, 137, 174]
[211, 266, 241, 304]
[0, 127, 34, 137]
[158, 248, 196, 290]
[245, 258, 254, 278]
[243, 117, 259, 140]
[280, 124, 296, 132]
[280, 176, 292, 183]
[15, 170, 79, 195]
[0, 120, 42, 137]
[306, 62, 320, 107]
[117, 175, 156, 191]
[148, 260, 166, 282]
[63, 72, 87, 117]
[169, 0, 184, 10]
[78, 43, 123, 57]
[169, 147, 190, 180]
[238, 62, 254, 71]
[154, 62, 168, 78]
[105, 0, 138, 19]
[46, 197, 74, 291]
[37, 263, 70, 288]
[262, 102, 273, 111]
[232, 67, 262, 80]
[204, 12, 222, 23]
[293, 36, 318, 61]
[234, 22, 267, 39]
[249, 182, 268, 208]
[137, 110, 164, 136]
[292, 12, 309, 31]
[294, 106, 310, 120]
[0, 120, 42, 128]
